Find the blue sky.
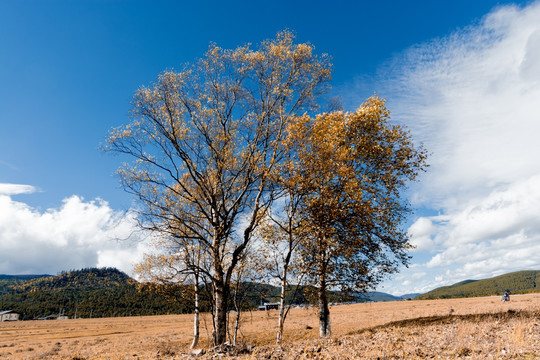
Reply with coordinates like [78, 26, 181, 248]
[1, 0, 539, 295]
[2, 0, 515, 210]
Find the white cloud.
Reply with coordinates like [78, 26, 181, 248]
[0, 188, 149, 275]
[392, 2, 540, 208]
[0, 183, 38, 195]
[374, 1, 540, 295]
[408, 217, 437, 252]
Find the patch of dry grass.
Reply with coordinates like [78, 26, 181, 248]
[0, 294, 538, 359]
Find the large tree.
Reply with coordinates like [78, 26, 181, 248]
[287, 97, 428, 338]
[106, 31, 331, 345]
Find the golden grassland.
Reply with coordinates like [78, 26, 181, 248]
[1, 294, 539, 359]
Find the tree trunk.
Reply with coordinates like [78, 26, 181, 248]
[233, 309, 240, 346]
[190, 281, 200, 349]
[213, 280, 229, 345]
[318, 271, 331, 338]
[276, 264, 288, 344]
[232, 282, 242, 346]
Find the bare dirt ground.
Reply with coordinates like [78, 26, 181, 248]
[1, 294, 539, 359]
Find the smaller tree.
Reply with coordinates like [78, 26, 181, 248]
[257, 193, 305, 344]
[134, 236, 210, 349]
[288, 97, 428, 338]
[227, 246, 265, 346]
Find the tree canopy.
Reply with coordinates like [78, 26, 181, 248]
[285, 98, 428, 337]
[107, 30, 427, 344]
[106, 31, 332, 345]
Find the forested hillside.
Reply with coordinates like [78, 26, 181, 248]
[417, 270, 540, 299]
[0, 268, 195, 320]
[0, 274, 49, 281]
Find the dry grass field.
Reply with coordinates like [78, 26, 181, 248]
[1, 294, 539, 359]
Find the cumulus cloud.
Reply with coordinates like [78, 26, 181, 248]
[424, 175, 540, 274]
[0, 187, 149, 275]
[375, 1, 540, 295]
[408, 217, 438, 252]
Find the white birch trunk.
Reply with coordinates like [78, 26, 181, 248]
[190, 282, 200, 349]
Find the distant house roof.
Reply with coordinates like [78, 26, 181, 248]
[0, 310, 20, 315]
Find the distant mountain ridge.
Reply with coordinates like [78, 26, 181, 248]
[399, 293, 421, 300]
[357, 291, 402, 302]
[4, 267, 136, 293]
[357, 292, 421, 302]
[417, 270, 540, 300]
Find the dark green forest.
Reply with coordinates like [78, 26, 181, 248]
[417, 270, 540, 300]
[0, 268, 196, 320]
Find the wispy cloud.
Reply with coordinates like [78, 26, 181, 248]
[370, 1, 540, 294]
[0, 183, 38, 195]
[398, 3, 540, 206]
[0, 191, 149, 275]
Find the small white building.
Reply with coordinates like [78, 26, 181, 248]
[0, 310, 20, 322]
[258, 302, 280, 311]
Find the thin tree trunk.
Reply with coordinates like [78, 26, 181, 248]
[276, 264, 288, 345]
[274, 196, 298, 345]
[318, 270, 331, 338]
[233, 309, 240, 346]
[232, 281, 242, 346]
[190, 280, 200, 349]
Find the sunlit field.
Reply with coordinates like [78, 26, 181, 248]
[1, 294, 539, 359]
